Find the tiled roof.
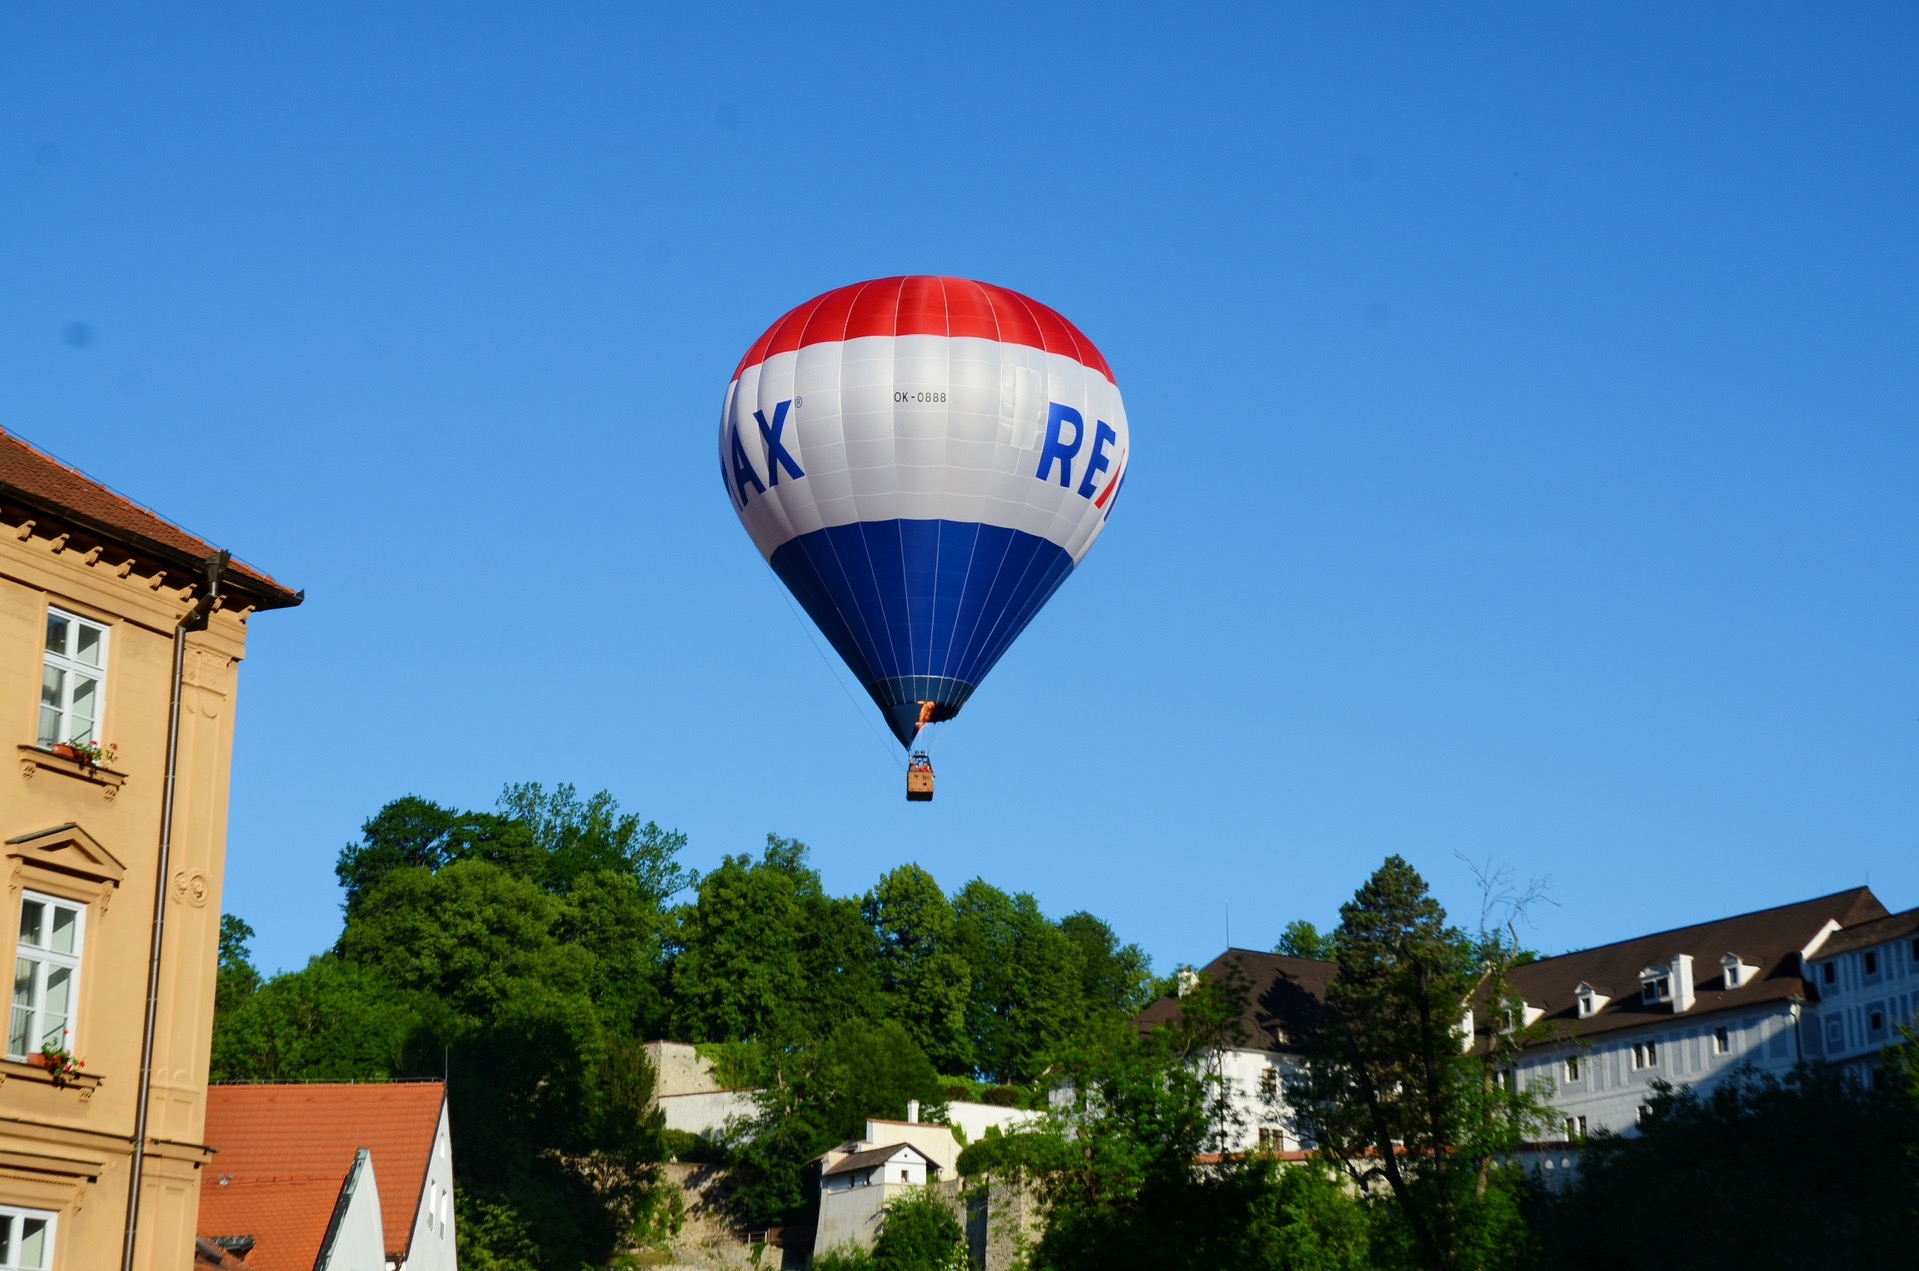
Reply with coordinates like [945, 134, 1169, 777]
[0, 426, 301, 610]
[200, 1082, 445, 1269]
[192, 1236, 250, 1270]
[1134, 950, 1335, 1052]
[1508, 887, 1887, 1039]
[823, 1143, 933, 1177]
[1810, 906, 1919, 960]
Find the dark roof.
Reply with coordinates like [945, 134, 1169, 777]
[1135, 949, 1335, 1053]
[1507, 887, 1887, 1040]
[822, 1143, 934, 1178]
[0, 426, 301, 610]
[1811, 906, 1919, 960]
[1135, 889, 1892, 1053]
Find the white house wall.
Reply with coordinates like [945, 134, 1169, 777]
[319, 1151, 388, 1271]
[1513, 1007, 1801, 1137]
[1806, 933, 1919, 1074]
[401, 1100, 459, 1271]
[944, 1101, 1042, 1146]
[1214, 1048, 1303, 1153]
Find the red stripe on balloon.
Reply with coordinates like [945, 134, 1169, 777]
[733, 277, 1115, 384]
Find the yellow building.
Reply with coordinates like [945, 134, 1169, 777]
[0, 429, 300, 1271]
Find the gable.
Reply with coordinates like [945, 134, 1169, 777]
[5, 823, 127, 909]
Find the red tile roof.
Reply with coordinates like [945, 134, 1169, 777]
[0, 426, 301, 610]
[200, 1082, 445, 1270]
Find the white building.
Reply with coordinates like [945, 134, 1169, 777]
[1500, 887, 1885, 1136]
[1141, 886, 1911, 1152]
[1802, 905, 1919, 1081]
[813, 1114, 960, 1260]
[1133, 951, 1331, 1155]
[199, 1081, 458, 1271]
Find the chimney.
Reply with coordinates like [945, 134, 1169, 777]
[1669, 953, 1695, 1013]
[907, 1099, 920, 1124]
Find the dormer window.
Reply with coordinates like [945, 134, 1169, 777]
[1722, 953, 1758, 990]
[1640, 971, 1671, 1004]
[1574, 982, 1610, 1018]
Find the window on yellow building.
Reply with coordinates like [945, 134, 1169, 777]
[9, 893, 85, 1061]
[0, 1204, 55, 1269]
[39, 608, 109, 749]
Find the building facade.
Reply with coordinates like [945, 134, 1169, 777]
[0, 429, 299, 1271]
[1499, 888, 1885, 1136]
[1801, 906, 1919, 1081]
[198, 1082, 457, 1271]
[1143, 887, 1911, 1154]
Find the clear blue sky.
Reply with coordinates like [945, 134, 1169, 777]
[4, 5, 1915, 976]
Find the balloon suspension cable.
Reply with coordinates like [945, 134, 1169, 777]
[764, 563, 907, 770]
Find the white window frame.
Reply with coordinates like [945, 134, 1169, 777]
[39, 607, 110, 749]
[0, 1203, 57, 1271]
[1632, 1040, 1657, 1071]
[1641, 975, 1670, 1005]
[1564, 1055, 1580, 1082]
[1713, 1026, 1730, 1055]
[9, 891, 85, 1062]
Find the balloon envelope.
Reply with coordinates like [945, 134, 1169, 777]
[721, 276, 1129, 746]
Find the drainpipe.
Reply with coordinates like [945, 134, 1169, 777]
[121, 551, 227, 1271]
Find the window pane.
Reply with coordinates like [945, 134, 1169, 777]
[49, 907, 76, 956]
[9, 1003, 33, 1057]
[19, 900, 44, 947]
[18, 1216, 46, 1268]
[68, 675, 97, 743]
[39, 665, 64, 722]
[74, 622, 102, 668]
[36, 702, 60, 749]
[45, 611, 69, 655]
[0, 1214, 12, 1263]
[41, 967, 72, 1047]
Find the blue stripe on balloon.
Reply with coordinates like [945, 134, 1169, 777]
[769, 519, 1075, 745]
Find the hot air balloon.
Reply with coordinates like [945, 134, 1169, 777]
[720, 277, 1129, 794]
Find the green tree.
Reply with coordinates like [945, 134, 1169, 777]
[1536, 1054, 1919, 1269]
[866, 864, 972, 1071]
[1291, 856, 1543, 1271]
[1058, 910, 1156, 1018]
[958, 974, 1371, 1271]
[872, 1187, 967, 1271]
[564, 869, 671, 1037]
[1274, 919, 1337, 961]
[335, 796, 536, 916]
[669, 842, 808, 1041]
[497, 781, 695, 899]
[731, 1018, 947, 1224]
[215, 913, 262, 1022]
[210, 954, 431, 1082]
[952, 880, 1083, 1083]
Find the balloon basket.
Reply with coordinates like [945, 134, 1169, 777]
[906, 752, 935, 802]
